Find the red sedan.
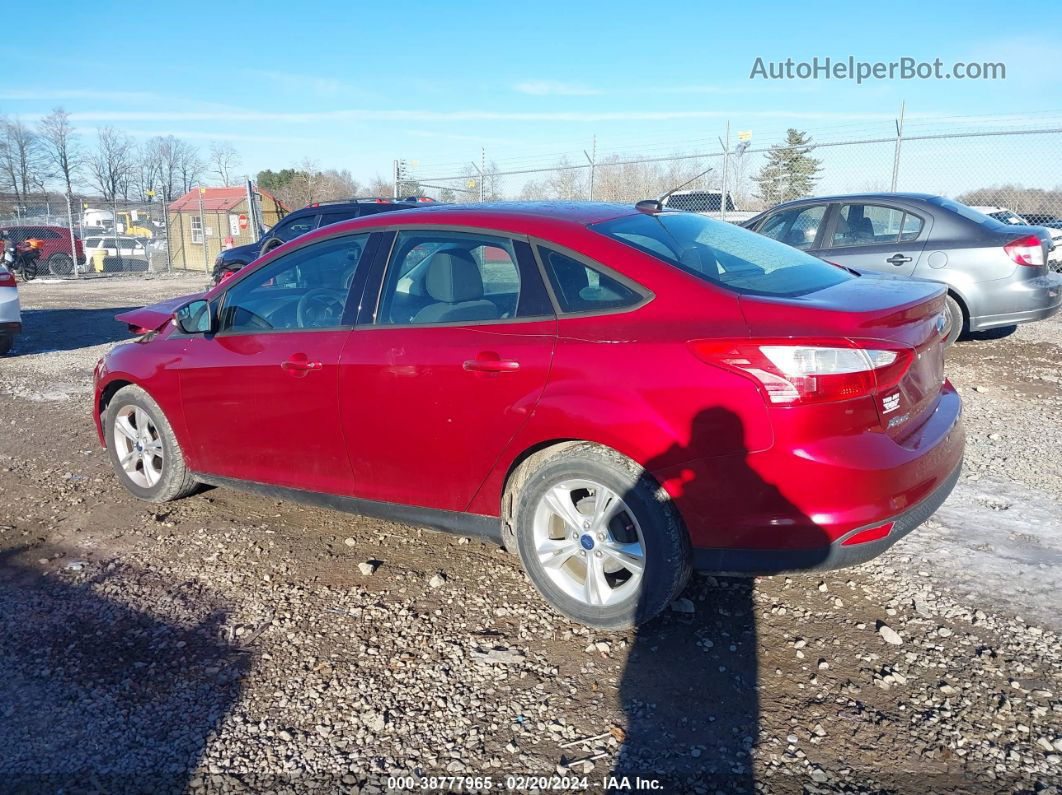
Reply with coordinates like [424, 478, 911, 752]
[93, 202, 964, 628]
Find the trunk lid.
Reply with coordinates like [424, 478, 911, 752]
[115, 292, 203, 333]
[739, 272, 947, 440]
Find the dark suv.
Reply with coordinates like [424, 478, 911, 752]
[211, 197, 434, 283]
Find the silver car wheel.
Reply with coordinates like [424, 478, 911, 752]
[113, 405, 165, 488]
[532, 479, 645, 607]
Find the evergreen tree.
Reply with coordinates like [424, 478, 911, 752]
[754, 129, 822, 205]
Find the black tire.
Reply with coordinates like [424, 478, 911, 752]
[48, 252, 74, 276]
[512, 443, 691, 630]
[20, 260, 37, 281]
[104, 385, 198, 503]
[944, 294, 965, 347]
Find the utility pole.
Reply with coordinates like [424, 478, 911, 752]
[392, 159, 400, 199]
[890, 101, 906, 192]
[65, 192, 78, 276]
[718, 121, 731, 222]
[584, 135, 597, 201]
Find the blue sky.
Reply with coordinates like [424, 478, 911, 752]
[3, 0, 1060, 187]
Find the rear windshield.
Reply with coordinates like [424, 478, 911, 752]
[591, 212, 852, 297]
[928, 197, 1007, 229]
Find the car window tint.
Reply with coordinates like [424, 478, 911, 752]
[756, 205, 826, 250]
[220, 234, 368, 332]
[832, 204, 906, 247]
[538, 247, 642, 313]
[378, 231, 524, 325]
[272, 215, 317, 242]
[318, 212, 356, 228]
[900, 213, 924, 241]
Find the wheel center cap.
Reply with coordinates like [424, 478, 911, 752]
[579, 534, 595, 551]
[135, 442, 143, 452]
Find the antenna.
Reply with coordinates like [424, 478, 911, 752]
[658, 166, 714, 206]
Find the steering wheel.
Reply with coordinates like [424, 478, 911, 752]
[297, 288, 346, 328]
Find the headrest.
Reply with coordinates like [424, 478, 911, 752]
[424, 250, 483, 303]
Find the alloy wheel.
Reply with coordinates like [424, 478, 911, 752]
[532, 479, 645, 607]
[113, 405, 165, 488]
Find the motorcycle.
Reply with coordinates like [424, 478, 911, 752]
[3, 237, 42, 281]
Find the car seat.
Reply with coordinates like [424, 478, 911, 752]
[410, 250, 498, 323]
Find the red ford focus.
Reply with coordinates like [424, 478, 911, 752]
[93, 202, 964, 628]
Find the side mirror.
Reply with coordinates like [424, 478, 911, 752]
[174, 299, 214, 334]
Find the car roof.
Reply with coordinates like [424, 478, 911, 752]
[348, 201, 639, 225]
[770, 192, 944, 209]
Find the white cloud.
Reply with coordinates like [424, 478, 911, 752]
[514, 80, 602, 96]
[242, 69, 350, 97]
[68, 108, 900, 124]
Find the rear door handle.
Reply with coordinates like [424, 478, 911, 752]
[463, 355, 520, 373]
[887, 254, 913, 266]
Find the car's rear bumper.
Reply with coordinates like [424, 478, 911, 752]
[690, 457, 962, 573]
[968, 272, 1062, 331]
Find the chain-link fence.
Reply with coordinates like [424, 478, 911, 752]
[403, 115, 1062, 226]
[0, 184, 282, 280]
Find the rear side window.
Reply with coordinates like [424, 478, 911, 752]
[592, 211, 851, 297]
[538, 247, 642, 313]
[832, 204, 903, 247]
[271, 215, 317, 241]
[378, 230, 537, 325]
[900, 213, 924, 241]
[318, 211, 357, 227]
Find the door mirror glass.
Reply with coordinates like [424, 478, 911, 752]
[175, 299, 213, 334]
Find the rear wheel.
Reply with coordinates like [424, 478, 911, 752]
[943, 294, 964, 347]
[105, 385, 197, 502]
[48, 252, 74, 276]
[513, 443, 690, 629]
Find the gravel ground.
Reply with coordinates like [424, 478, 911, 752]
[0, 274, 1059, 793]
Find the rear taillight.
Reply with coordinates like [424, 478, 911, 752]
[1004, 234, 1045, 267]
[688, 339, 913, 406]
[0, 270, 15, 288]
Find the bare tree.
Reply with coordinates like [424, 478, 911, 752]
[0, 117, 45, 202]
[87, 127, 135, 201]
[37, 108, 81, 198]
[209, 141, 241, 185]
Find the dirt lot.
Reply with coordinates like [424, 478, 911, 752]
[0, 274, 1060, 793]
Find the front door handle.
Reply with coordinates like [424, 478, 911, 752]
[463, 353, 520, 373]
[281, 357, 322, 372]
[887, 254, 913, 266]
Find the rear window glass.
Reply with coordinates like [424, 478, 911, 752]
[591, 212, 852, 297]
[928, 197, 1007, 229]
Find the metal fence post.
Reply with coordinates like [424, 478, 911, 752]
[719, 121, 731, 222]
[196, 182, 208, 273]
[584, 135, 597, 201]
[890, 101, 906, 192]
[162, 191, 172, 273]
[64, 192, 78, 277]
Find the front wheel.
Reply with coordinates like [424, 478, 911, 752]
[19, 259, 37, 281]
[105, 385, 198, 502]
[513, 443, 691, 629]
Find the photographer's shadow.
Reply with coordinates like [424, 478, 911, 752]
[612, 407, 830, 791]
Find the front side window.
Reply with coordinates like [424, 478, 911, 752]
[592, 211, 851, 298]
[538, 247, 642, 313]
[378, 231, 534, 325]
[756, 205, 826, 250]
[219, 234, 368, 332]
